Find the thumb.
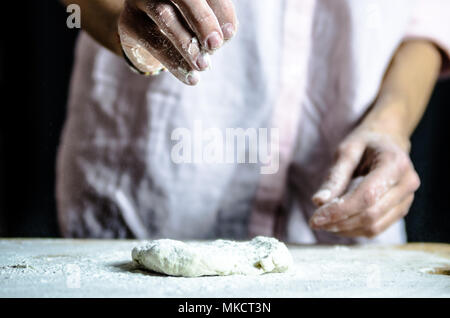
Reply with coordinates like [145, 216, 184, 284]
[312, 141, 366, 206]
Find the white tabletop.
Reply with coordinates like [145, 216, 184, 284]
[0, 239, 449, 297]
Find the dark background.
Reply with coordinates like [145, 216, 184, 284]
[0, 1, 449, 241]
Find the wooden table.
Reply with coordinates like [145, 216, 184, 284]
[0, 239, 449, 297]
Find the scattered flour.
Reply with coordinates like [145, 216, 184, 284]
[0, 239, 449, 297]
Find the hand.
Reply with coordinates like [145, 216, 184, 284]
[309, 127, 421, 238]
[118, 0, 238, 85]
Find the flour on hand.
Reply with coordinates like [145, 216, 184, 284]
[131, 236, 293, 277]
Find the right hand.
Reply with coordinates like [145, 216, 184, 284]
[118, 0, 238, 85]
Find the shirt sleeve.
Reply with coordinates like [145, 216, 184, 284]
[405, 0, 450, 77]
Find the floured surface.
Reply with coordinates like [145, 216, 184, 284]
[0, 239, 449, 298]
[132, 236, 293, 277]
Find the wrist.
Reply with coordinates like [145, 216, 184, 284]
[365, 93, 412, 128]
[357, 97, 412, 152]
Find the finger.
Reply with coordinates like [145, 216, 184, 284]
[310, 177, 362, 228]
[138, 1, 211, 71]
[206, 0, 238, 40]
[313, 151, 405, 226]
[312, 141, 366, 206]
[119, 4, 165, 75]
[368, 194, 414, 236]
[319, 171, 420, 232]
[335, 151, 411, 217]
[334, 195, 414, 238]
[119, 4, 200, 85]
[170, 0, 224, 51]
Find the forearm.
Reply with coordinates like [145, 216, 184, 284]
[360, 40, 442, 149]
[61, 0, 124, 55]
[311, 41, 439, 236]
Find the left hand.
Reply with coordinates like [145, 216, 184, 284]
[309, 127, 421, 238]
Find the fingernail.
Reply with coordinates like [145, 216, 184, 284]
[196, 52, 211, 71]
[222, 23, 235, 40]
[313, 189, 331, 205]
[205, 32, 223, 51]
[312, 215, 329, 226]
[186, 71, 200, 86]
[178, 67, 200, 85]
[326, 226, 340, 233]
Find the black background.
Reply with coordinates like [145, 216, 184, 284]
[1, 298, 447, 315]
[0, 1, 449, 241]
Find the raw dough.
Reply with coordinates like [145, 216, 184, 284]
[131, 236, 293, 277]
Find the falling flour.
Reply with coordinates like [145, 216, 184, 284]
[131, 236, 293, 277]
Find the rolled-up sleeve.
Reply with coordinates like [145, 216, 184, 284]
[405, 0, 450, 77]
